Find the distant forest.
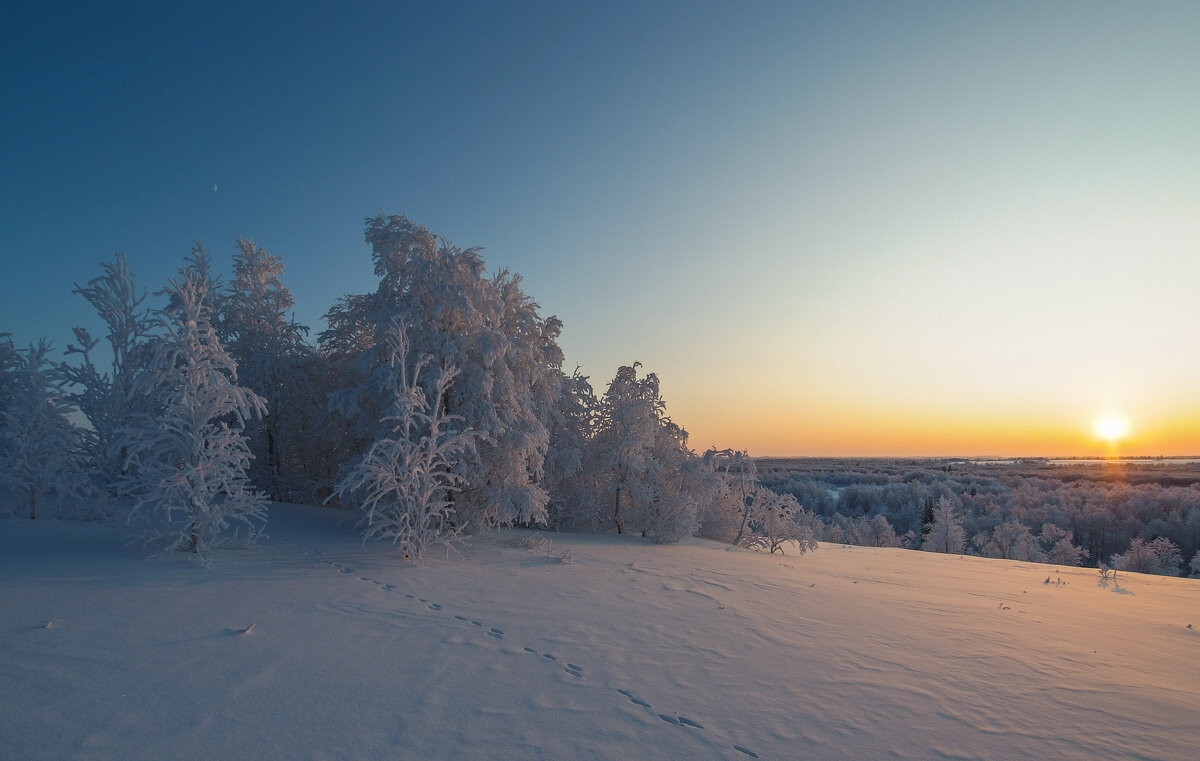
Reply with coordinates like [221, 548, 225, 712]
[761, 459, 1200, 576]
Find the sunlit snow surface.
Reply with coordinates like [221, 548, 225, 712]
[2, 505, 1197, 761]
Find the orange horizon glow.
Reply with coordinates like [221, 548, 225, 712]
[675, 398, 1200, 459]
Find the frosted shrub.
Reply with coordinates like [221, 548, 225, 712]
[742, 488, 819, 555]
[329, 322, 478, 561]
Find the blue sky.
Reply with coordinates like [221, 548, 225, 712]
[4, 1, 1200, 455]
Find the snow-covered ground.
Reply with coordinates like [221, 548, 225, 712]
[3, 505, 1197, 761]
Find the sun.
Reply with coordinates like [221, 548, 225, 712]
[1093, 412, 1130, 444]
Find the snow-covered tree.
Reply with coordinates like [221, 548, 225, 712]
[742, 488, 819, 555]
[824, 513, 901, 548]
[315, 293, 381, 492]
[1038, 523, 1085, 566]
[1111, 536, 1183, 576]
[0, 333, 17, 417]
[60, 252, 153, 493]
[544, 368, 601, 529]
[223, 238, 318, 501]
[329, 214, 564, 528]
[697, 449, 751, 543]
[585, 363, 700, 541]
[699, 449, 767, 545]
[979, 520, 1041, 561]
[0, 339, 89, 518]
[329, 321, 478, 560]
[117, 271, 267, 556]
[923, 496, 966, 554]
[1190, 551, 1200, 578]
[589, 364, 670, 533]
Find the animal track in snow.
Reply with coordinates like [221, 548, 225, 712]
[618, 689, 651, 708]
[324, 552, 758, 757]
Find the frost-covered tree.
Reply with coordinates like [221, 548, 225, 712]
[60, 252, 154, 492]
[223, 238, 318, 501]
[742, 488, 819, 555]
[315, 293, 380, 492]
[544, 368, 601, 529]
[1111, 536, 1183, 576]
[118, 271, 267, 556]
[1039, 523, 1085, 566]
[979, 520, 1041, 561]
[698, 449, 758, 544]
[0, 339, 89, 518]
[588, 363, 695, 538]
[923, 496, 966, 554]
[329, 321, 478, 560]
[1190, 551, 1200, 578]
[824, 513, 901, 548]
[0, 333, 17, 416]
[329, 214, 564, 528]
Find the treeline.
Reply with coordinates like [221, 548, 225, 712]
[0, 214, 813, 559]
[760, 460, 1200, 577]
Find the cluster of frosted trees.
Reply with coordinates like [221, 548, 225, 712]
[0, 214, 815, 560]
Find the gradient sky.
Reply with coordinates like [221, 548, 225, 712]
[3, 1, 1199, 457]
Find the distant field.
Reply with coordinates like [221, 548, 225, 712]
[758, 457, 1200, 486]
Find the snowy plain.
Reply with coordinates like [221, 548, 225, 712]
[2, 504, 1197, 761]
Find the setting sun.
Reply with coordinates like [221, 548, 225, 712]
[1093, 412, 1131, 443]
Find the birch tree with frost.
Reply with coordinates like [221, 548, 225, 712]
[60, 252, 153, 494]
[329, 321, 478, 560]
[117, 271, 267, 556]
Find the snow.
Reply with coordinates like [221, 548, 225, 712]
[2, 506, 1197, 761]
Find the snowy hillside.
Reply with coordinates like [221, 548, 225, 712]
[3, 505, 1197, 761]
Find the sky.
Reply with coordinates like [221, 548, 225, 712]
[3, 1, 1199, 458]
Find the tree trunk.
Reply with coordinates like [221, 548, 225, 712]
[733, 471, 751, 545]
[614, 486, 623, 534]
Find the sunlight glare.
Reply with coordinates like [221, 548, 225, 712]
[1093, 412, 1130, 443]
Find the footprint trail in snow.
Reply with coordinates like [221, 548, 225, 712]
[321, 556, 762, 758]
